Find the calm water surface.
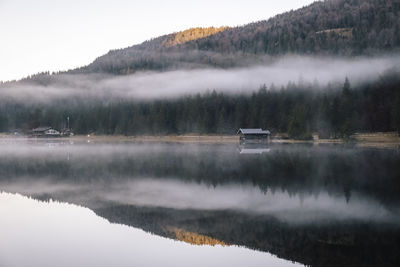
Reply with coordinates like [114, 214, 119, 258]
[0, 140, 399, 267]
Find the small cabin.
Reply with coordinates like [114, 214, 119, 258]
[237, 128, 270, 143]
[31, 126, 61, 137]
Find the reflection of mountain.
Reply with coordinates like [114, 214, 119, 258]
[2, 192, 298, 267]
[8, 185, 400, 267]
[18, 175, 399, 266]
[95, 205, 400, 267]
[164, 226, 228, 247]
[1, 142, 400, 266]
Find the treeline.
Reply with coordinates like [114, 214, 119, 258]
[1, 71, 400, 139]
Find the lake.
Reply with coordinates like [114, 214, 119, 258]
[0, 140, 399, 267]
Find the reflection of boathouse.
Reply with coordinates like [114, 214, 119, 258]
[237, 128, 270, 143]
[239, 143, 270, 154]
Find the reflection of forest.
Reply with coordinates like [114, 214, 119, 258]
[95, 205, 400, 267]
[1, 143, 400, 206]
[1, 143, 400, 266]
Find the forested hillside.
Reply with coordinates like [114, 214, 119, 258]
[76, 0, 400, 75]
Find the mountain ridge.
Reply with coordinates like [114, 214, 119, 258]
[74, 0, 399, 76]
[4, 0, 400, 83]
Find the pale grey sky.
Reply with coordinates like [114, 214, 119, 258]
[0, 0, 317, 81]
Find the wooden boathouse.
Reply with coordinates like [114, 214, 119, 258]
[237, 128, 270, 143]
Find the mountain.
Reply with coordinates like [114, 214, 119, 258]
[161, 27, 229, 47]
[73, 0, 400, 75]
[2, 0, 400, 137]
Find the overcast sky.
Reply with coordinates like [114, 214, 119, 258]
[0, 0, 316, 81]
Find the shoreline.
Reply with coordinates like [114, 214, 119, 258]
[1, 132, 399, 148]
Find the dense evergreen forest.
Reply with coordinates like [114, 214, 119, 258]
[1, 70, 400, 139]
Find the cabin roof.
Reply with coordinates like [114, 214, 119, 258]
[32, 126, 52, 132]
[237, 128, 270, 135]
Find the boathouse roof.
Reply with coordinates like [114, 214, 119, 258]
[237, 128, 270, 135]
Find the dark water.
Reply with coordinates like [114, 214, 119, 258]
[0, 140, 399, 267]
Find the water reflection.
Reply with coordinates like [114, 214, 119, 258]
[2, 179, 397, 224]
[238, 143, 271, 154]
[0, 140, 399, 266]
[0, 192, 300, 267]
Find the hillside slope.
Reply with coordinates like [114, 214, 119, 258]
[76, 0, 400, 75]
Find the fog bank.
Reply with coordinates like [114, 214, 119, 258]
[1, 55, 399, 102]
